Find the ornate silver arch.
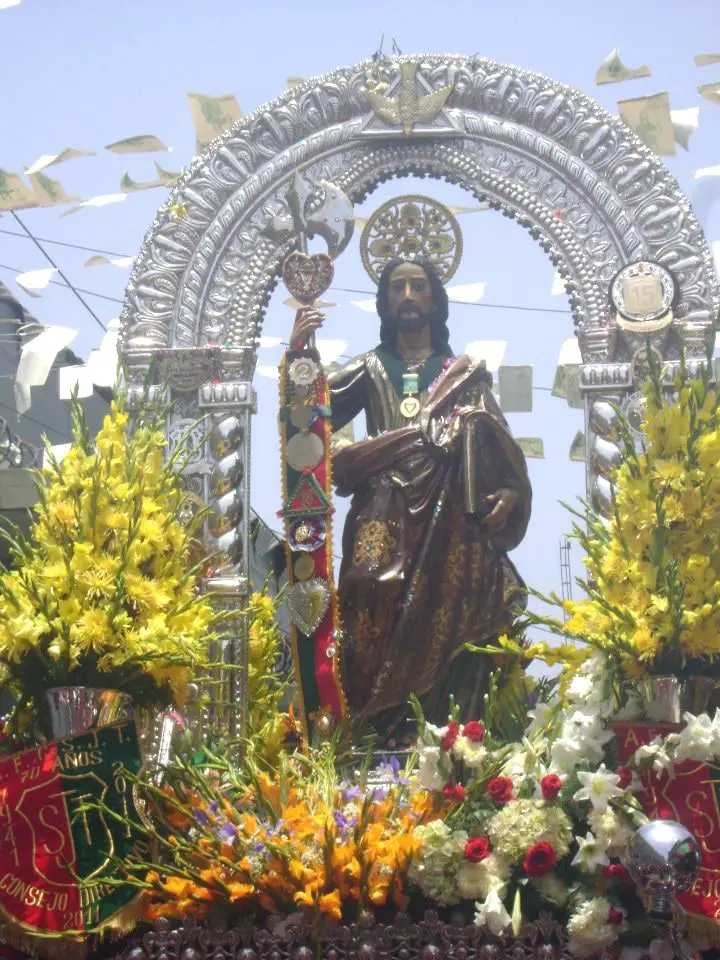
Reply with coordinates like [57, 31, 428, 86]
[119, 54, 719, 728]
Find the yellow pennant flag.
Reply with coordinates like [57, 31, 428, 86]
[698, 83, 720, 106]
[286, 77, 305, 89]
[516, 438, 545, 459]
[0, 169, 38, 211]
[695, 54, 720, 67]
[120, 171, 164, 193]
[154, 161, 181, 184]
[569, 431, 586, 462]
[105, 135, 170, 154]
[187, 92, 242, 152]
[596, 47, 651, 85]
[28, 170, 79, 207]
[618, 92, 675, 156]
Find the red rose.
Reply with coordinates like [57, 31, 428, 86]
[607, 908, 625, 926]
[602, 863, 632, 886]
[487, 777, 514, 805]
[616, 767, 632, 789]
[441, 722, 460, 751]
[442, 780, 467, 803]
[462, 720, 485, 742]
[540, 774, 563, 801]
[523, 841, 557, 878]
[464, 837, 491, 862]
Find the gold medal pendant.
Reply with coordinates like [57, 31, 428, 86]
[400, 395, 421, 419]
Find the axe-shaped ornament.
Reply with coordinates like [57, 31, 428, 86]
[265, 174, 355, 347]
[265, 172, 355, 258]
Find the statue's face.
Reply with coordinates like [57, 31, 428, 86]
[387, 263, 435, 332]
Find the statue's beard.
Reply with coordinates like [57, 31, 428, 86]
[386, 304, 439, 335]
[396, 312, 431, 333]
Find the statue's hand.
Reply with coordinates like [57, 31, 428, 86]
[484, 487, 519, 533]
[290, 307, 325, 348]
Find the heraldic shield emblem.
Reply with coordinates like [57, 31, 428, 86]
[0, 722, 146, 956]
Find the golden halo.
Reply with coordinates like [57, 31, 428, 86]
[359, 194, 463, 285]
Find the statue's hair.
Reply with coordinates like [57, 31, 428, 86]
[376, 259, 451, 351]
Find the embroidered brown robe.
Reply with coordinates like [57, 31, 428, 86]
[328, 349, 532, 737]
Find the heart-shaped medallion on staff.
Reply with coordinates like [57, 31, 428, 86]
[282, 252, 334, 305]
[287, 578, 332, 635]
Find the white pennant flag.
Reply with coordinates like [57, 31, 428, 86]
[551, 272, 567, 295]
[15, 325, 78, 414]
[25, 149, 95, 176]
[43, 443, 73, 467]
[446, 282, 486, 303]
[316, 339, 348, 365]
[87, 320, 120, 388]
[62, 193, 128, 217]
[671, 106, 700, 150]
[465, 340, 507, 373]
[58, 365, 94, 400]
[695, 165, 720, 179]
[15, 267, 58, 297]
[350, 299, 377, 313]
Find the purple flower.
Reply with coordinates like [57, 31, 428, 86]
[216, 821, 238, 844]
[208, 801, 219, 815]
[340, 781, 362, 802]
[333, 811, 357, 842]
[194, 807, 209, 826]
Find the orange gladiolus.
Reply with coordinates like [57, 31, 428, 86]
[228, 882, 255, 902]
[318, 890, 343, 919]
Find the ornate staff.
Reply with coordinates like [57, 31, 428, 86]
[265, 173, 354, 744]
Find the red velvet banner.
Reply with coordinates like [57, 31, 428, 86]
[614, 722, 720, 930]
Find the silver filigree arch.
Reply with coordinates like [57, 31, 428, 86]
[118, 54, 719, 727]
[119, 53, 719, 359]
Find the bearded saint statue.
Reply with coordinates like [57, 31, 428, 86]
[290, 257, 532, 743]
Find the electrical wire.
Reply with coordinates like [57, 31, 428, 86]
[0, 397, 72, 442]
[11, 213, 107, 332]
[0, 228, 130, 260]
[330, 286, 573, 315]
[0, 263, 124, 304]
[1, 231, 575, 317]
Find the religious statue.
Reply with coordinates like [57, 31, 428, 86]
[288, 198, 532, 742]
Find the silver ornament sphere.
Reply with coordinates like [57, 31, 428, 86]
[628, 820, 701, 920]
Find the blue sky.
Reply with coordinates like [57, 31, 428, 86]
[0, 0, 718, 620]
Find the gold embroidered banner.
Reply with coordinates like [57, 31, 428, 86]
[615, 722, 720, 938]
[0, 723, 147, 958]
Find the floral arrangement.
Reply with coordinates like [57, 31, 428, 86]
[103, 743, 439, 925]
[0, 394, 220, 717]
[410, 653, 650, 956]
[505, 358, 720, 682]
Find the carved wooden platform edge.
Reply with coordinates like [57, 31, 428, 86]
[111, 910, 576, 960]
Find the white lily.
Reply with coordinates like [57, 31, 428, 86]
[573, 763, 624, 812]
[571, 831, 610, 871]
[474, 891, 512, 935]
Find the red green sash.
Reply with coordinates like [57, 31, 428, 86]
[279, 349, 346, 744]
